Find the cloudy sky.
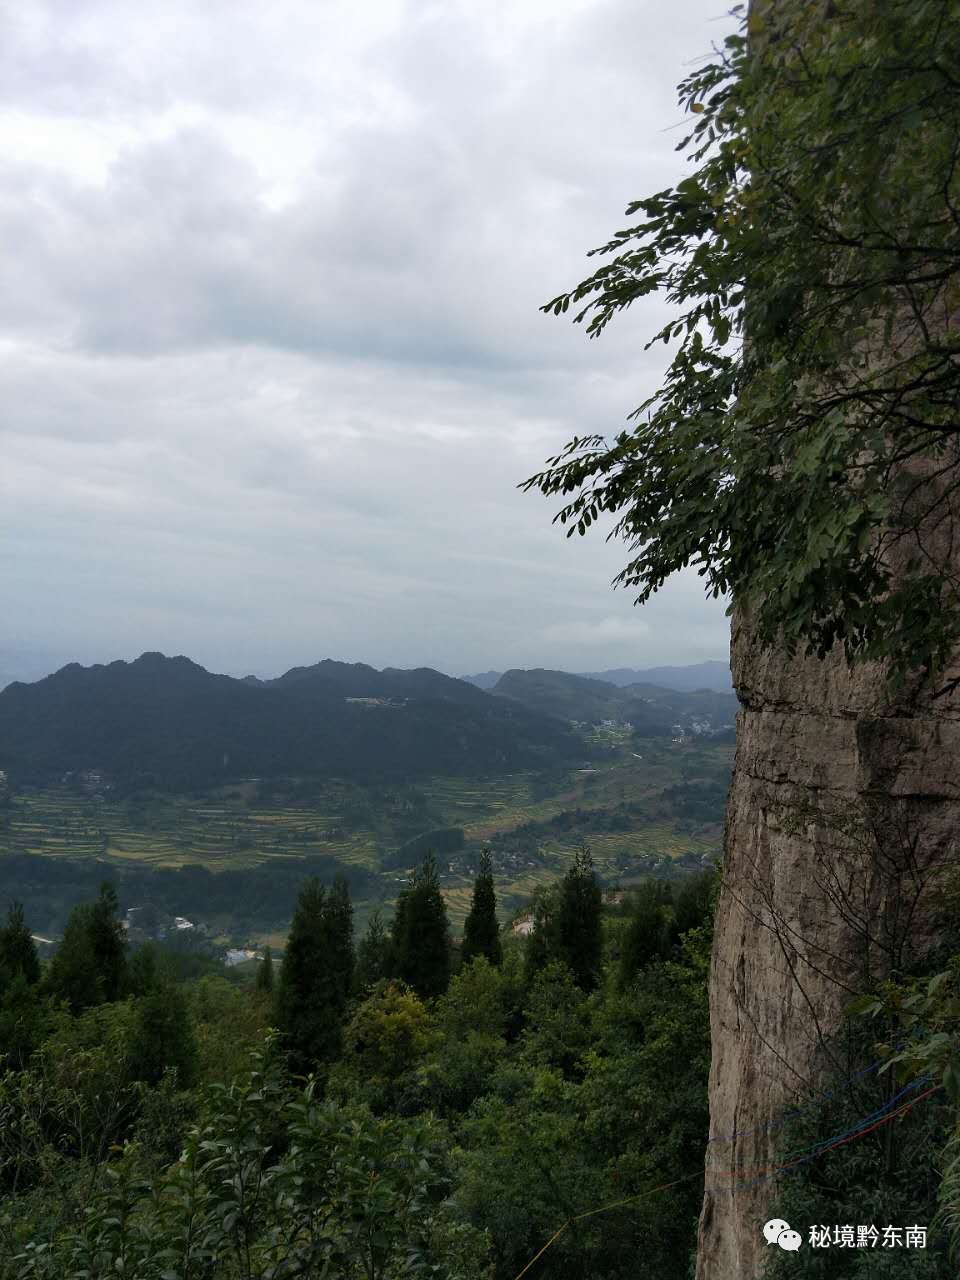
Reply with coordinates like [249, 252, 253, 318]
[1, 0, 736, 685]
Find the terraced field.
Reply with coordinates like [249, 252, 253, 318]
[0, 737, 733, 938]
[0, 789, 381, 871]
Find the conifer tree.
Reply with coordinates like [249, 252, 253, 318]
[618, 884, 673, 989]
[324, 875, 355, 1010]
[557, 843, 603, 991]
[88, 882, 128, 1003]
[0, 902, 40, 988]
[45, 883, 127, 1012]
[0, 902, 42, 1069]
[461, 848, 502, 967]
[393, 854, 451, 999]
[275, 876, 354, 1072]
[355, 909, 391, 993]
[256, 945, 274, 994]
[524, 883, 562, 985]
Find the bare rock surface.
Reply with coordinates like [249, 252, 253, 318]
[695, 614, 960, 1279]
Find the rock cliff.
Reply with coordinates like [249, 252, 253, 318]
[695, 613, 960, 1278]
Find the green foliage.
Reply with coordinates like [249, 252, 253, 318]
[5, 1042, 493, 1280]
[274, 875, 354, 1074]
[461, 849, 502, 968]
[0, 902, 40, 988]
[524, 0, 960, 691]
[557, 844, 603, 991]
[618, 883, 677, 987]
[455, 925, 712, 1280]
[128, 979, 198, 1090]
[392, 854, 451, 999]
[44, 883, 127, 1013]
[355, 908, 392, 994]
[762, 1029, 952, 1276]
[255, 944, 274, 994]
[849, 948, 960, 1263]
[342, 980, 436, 1092]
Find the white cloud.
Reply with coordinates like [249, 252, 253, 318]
[0, 0, 736, 679]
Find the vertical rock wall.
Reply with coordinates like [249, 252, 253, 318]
[692, 0, 960, 1269]
[695, 615, 960, 1279]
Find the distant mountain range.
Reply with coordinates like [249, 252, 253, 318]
[461, 660, 732, 694]
[489, 668, 737, 734]
[0, 653, 583, 790]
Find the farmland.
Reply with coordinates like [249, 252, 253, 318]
[0, 736, 733, 941]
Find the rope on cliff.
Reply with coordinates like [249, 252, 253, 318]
[509, 1081, 941, 1280]
[706, 1043, 915, 1145]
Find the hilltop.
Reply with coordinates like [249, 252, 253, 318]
[490, 668, 737, 735]
[461, 659, 732, 694]
[0, 652, 583, 790]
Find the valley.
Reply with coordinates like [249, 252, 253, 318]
[0, 734, 733, 947]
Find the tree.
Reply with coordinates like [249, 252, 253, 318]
[523, 883, 562, 985]
[256, 945, 274, 994]
[461, 849, 502, 967]
[87, 883, 127, 1003]
[557, 844, 603, 992]
[0, 903, 43, 1071]
[0, 903, 40, 988]
[128, 979, 198, 1090]
[344, 981, 435, 1085]
[275, 876, 354, 1073]
[618, 885, 674, 989]
[392, 855, 451, 999]
[355, 910, 391, 993]
[44, 884, 127, 1013]
[523, 1, 960, 694]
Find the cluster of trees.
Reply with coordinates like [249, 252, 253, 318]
[0, 849, 378, 939]
[4, 844, 949, 1276]
[1, 847, 722, 1279]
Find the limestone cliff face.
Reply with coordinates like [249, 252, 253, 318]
[695, 617, 960, 1279]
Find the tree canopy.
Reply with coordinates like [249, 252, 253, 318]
[524, 0, 960, 691]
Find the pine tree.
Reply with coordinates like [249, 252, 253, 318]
[324, 876, 355, 1010]
[256, 945, 274, 994]
[461, 848, 502, 967]
[355, 910, 391, 993]
[393, 854, 451, 999]
[557, 843, 602, 991]
[45, 904, 99, 1012]
[0, 903, 42, 1069]
[618, 884, 673, 989]
[0, 902, 40, 988]
[524, 884, 562, 984]
[275, 876, 354, 1072]
[45, 884, 127, 1012]
[88, 882, 128, 1003]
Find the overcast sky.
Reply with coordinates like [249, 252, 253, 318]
[1, 0, 736, 685]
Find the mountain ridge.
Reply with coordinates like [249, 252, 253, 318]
[0, 652, 582, 790]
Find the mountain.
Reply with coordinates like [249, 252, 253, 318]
[0, 648, 73, 692]
[579, 660, 732, 692]
[463, 661, 732, 693]
[491, 668, 737, 736]
[0, 653, 583, 789]
[459, 671, 503, 691]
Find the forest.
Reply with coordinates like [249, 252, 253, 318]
[1, 847, 955, 1278]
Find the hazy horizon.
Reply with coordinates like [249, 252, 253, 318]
[0, 646, 731, 690]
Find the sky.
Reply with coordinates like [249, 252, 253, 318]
[1, 0, 737, 685]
